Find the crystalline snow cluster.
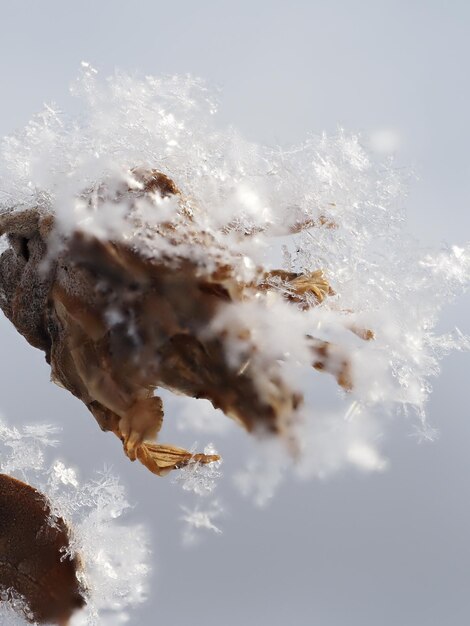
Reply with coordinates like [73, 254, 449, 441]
[1, 64, 469, 487]
[173, 442, 224, 545]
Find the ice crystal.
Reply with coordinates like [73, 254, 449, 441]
[0, 590, 35, 626]
[173, 442, 224, 544]
[173, 443, 223, 497]
[234, 439, 292, 507]
[1, 65, 469, 487]
[180, 500, 223, 546]
[0, 419, 59, 477]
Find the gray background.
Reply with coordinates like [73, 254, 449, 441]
[1, 1, 470, 624]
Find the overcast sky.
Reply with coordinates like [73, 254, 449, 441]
[1, 2, 470, 625]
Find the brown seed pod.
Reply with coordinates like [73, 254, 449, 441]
[0, 473, 85, 624]
[0, 169, 366, 477]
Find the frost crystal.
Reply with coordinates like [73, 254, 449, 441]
[0, 590, 35, 626]
[173, 443, 222, 496]
[173, 443, 224, 544]
[0, 419, 59, 477]
[234, 439, 292, 507]
[180, 500, 223, 546]
[1, 66, 469, 488]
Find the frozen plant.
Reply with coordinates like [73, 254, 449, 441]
[0, 65, 469, 489]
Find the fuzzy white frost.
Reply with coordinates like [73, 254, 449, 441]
[1, 65, 469, 494]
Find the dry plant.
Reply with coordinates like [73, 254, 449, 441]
[1, 67, 470, 623]
[0, 168, 360, 477]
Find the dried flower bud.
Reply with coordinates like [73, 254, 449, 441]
[0, 169, 349, 477]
